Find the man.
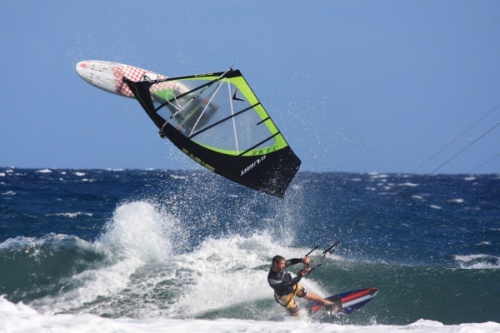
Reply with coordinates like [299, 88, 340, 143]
[268, 254, 336, 316]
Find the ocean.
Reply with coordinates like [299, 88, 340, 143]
[0, 167, 499, 333]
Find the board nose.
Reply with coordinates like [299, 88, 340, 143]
[75, 61, 88, 77]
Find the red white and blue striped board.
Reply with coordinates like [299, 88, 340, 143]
[308, 287, 379, 316]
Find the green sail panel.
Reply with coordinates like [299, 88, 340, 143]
[124, 69, 301, 198]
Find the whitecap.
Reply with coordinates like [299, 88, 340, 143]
[37, 169, 52, 173]
[370, 174, 389, 179]
[169, 174, 187, 180]
[455, 254, 500, 269]
[399, 182, 419, 187]
[1, 191, 16, 196]
[47, 212, 93, 218]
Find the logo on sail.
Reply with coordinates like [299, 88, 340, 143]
[240, 155, 266, 176]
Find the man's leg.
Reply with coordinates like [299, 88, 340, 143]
[304, 293, 342, 313]
[295, 283, 333, 306]
[279, 293, 300, 317]
[303, 292, 333, 306]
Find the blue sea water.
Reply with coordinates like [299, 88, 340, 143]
[0, 167, 499, 333]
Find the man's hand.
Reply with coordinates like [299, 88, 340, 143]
[302, 256, 311, 265]
[299, 265, 312, 276]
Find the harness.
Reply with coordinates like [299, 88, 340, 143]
[273, 284, 298, 308]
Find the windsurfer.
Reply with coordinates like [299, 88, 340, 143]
[268, 255, 336, 316]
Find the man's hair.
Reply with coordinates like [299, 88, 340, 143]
[272, 255, 285, 265]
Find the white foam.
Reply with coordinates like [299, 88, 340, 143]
[169, 174, 187, 180]
[1, 191, 16, 196]
[430, 205, 442, 210]
[1, 297, 499, 333]
[36, 169, 52, 174]
[398, 182, 419, 187]
[448, 198, 464, 204]
[47, 212, 93, 218]
[98, 201, 177, 262]
[370, 174, 389, 179]
[0, 233, 86, 251]
[169, 235, 273, 316]
[455, 254, 500, 269]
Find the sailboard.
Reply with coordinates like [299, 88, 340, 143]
[76, 60, 301, 197]
[76, 61, 301, 197]
[308, 287, 379, 319]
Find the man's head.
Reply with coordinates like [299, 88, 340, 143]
[272, 255, 286, 271]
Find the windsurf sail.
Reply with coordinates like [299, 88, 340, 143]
[124, 69, 301, 197]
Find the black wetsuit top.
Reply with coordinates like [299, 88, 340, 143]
[267, 258, 304, 296]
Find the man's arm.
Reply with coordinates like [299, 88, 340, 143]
[285, 258, 304, 267]
[285, 256, 311, 268]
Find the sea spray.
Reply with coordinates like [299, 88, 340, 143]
[98, 201, 176, 262]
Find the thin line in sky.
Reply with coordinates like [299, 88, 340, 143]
[469, 152, 500, 174]
[429, 121, 500, 175]
[414, 103, 500, 173]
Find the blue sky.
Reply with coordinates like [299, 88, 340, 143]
[1, 1, 499, 174]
